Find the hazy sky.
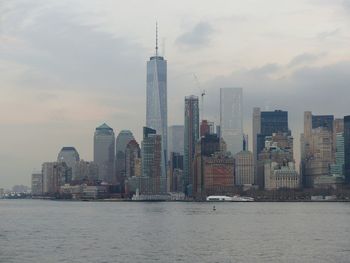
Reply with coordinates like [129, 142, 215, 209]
[1, 0, 350, 188]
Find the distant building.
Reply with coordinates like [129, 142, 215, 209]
[264, 161, 300, 190]
[125, 140, 141, 179]
[220, 88, 243, 156]
[168, 125, 184, 156]
[141, 127, 165, 194]
[31, 173, 43, 195]
[42, 162, 70, 195]
[169, 152, 184, 192]
[330, 133, 344, 177]
[234, 150, 254, 186]
[344, 116, 350, 184]
[93, 123, 115, 184]
[257, 132, 294, 189]
[146, 30, 168, 180]
[200, 120, 214, 137]
[57, 147, 80, 180]
[184, 95, 199, 196]
[115, 130, 135, 185]
[74, 160, 99, 182]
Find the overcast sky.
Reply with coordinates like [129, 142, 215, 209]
[1, 0, 350, 189]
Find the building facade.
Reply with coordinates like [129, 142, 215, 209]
[115, 130, 135, 185]
[344, 116, 350, 184]
[234, 150, 254, 186]
[57, 147, 80, 180]
[168, 125, 184, 156]
[31, 173, 43, 196]
[184, 95, 200, 195]
[93, 123, 115, 184]
[220, 88, 243, 156]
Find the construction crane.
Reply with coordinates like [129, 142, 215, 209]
[193, 74, 206, 121]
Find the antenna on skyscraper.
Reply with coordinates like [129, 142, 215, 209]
[155, 21, 158, 57]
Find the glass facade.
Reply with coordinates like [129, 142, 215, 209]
[344, 116, 350, 184]
[220, 88, 243, 156]
[146, 55, 167, 180]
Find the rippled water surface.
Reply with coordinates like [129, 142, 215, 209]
[1, 200, 350, 263]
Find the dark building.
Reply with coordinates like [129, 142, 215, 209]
[169, 152, 184, 192]
[344, 116, 350, 184]
[312, 115, 334, 131]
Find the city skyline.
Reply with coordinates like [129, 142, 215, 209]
[1, 0, 350, 188]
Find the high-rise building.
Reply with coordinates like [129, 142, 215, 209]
[193, 134, 234, 200]
[234, 150, 254, 186]
[115, 130, 135, 185]
[42, 162, 70, 195]
[330, 133, 344, 177]
[200, 120, 215, 137]
[146, 25, 167, 180]
[74, 160, 99, 182]
[344, 116, 350, 184]
[141, 127, 164, 193]
[220, 88, 243, 156]
[184, 95, 199, 195]
[169, 152, 184, 192]
[168, 125, 184, 156]
[57, 147, 80, 180]
[93, 123, 115, 184]
[31, 173, 43, 196]
[252, 107, 261, 184]
[125, 140, 141, 179]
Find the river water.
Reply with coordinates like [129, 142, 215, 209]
[1, 200, 350, 263]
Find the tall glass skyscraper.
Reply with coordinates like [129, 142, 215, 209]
[344, 116, 350, 184]
[184, 95, 199, 195]
[146, 27, 167, 179]
[93, 123, 115, 184]
[220, 87, 243, 156]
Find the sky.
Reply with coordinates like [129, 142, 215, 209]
[1, 0, 350, 189]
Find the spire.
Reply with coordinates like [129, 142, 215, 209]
[155, 21, 158, 56]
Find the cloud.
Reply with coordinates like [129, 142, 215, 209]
[316, 28, 340, 40]
[176, 22, 214, 48]
[288, 52, 327, 67]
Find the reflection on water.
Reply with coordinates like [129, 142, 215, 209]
[1, 200, 350, 263]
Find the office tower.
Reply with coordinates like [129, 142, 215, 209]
[115, 130, 135, 185]
[220, 88, 243, 156]
[93, 123, 115, 184]
[257, 132, 295, 189]
[169, 152, 184, 192]
[31, 173, 43, 196]
[57, 147, 80, 180]
[141, 127, 164, 193]
[42, 162, 69, 195]
[125, 140, 141, 178]
[234, 150, 254, 186]
[252, 107, 261, 184]
[193, 134, 234, 200]
[74, 160, 99, 182]
[344, 116, 350, 184]
[184, 95, 200, 195]
[301, 112, 335, 187]
[216, 125, 221, 138]
[330, 133, 344, 177]
[168, 125, 184, 156]
[146, 25, 167, 180]
[200, 120, 215, 137]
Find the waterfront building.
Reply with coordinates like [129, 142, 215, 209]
[146, 26, 167, 180]
[184, 95, 200, 196]
[93, 123, 115, 184]
[234, 150, 254, 186]
[42, 162, 70, 195]
[57, 147, 79, 180]
[257, 132, 294, 189]
[264, 161, 300, 190]
[74, 160, 99, 182]
[141, 127, 164, 194]
[344, 116, 350, 184]
[31, 173, 43, 196]
[115, 130, 135, 185]
[220, 88, 243, 156]
[168, 125, 184, 156]
[125, 140, 141, 179]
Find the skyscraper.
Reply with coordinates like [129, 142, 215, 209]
[220, 87, 243, 156]
[125, 140, 141, 179]
[57, 147, 80, 180]
[146, 25, 167, 180]
[115, 130, 135, 185]
[344, 116, 350, 184]
[184, 95, 199, 195]
[168, 125, 184, 156]
[93, 123, 115, 184]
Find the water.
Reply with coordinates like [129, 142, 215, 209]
[1, 200, 350, 263]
